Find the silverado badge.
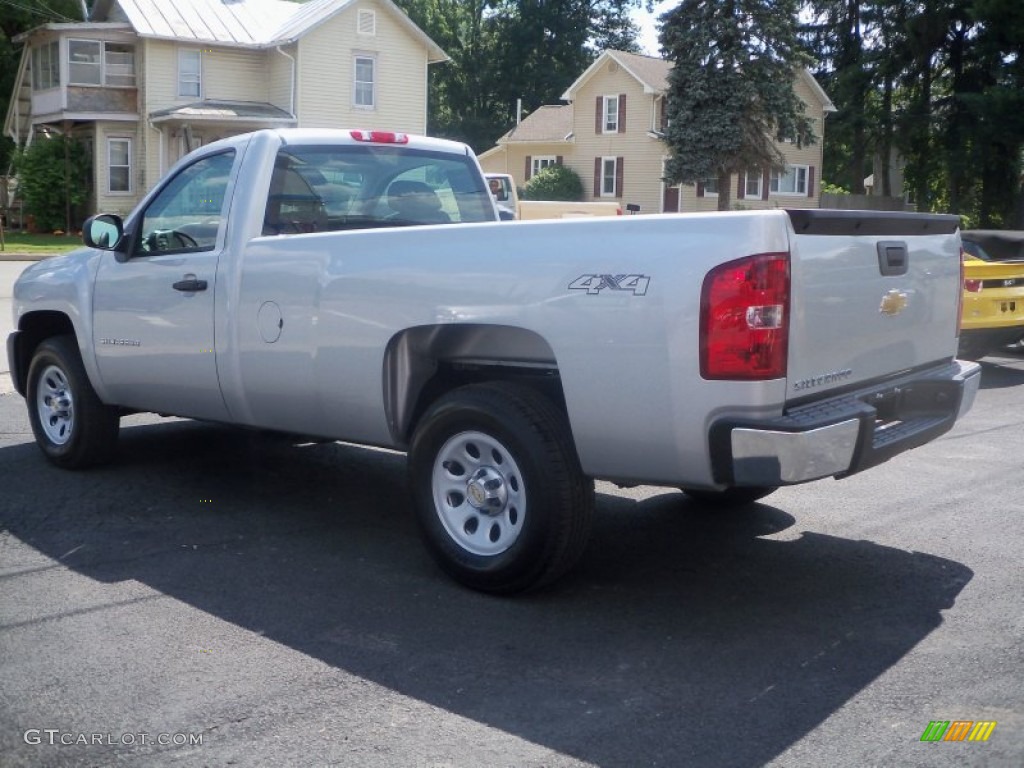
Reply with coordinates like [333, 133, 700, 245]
[879, 289, 909, 316]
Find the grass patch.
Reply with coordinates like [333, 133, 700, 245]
[0, 232, 83, 254]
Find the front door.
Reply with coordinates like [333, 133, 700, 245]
[93, 150, 237, 419]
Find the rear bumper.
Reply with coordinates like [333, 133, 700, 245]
[709, 360, 981, 486]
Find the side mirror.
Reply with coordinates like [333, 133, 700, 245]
[83, 214, 125, 251]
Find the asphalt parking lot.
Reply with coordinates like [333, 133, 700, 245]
[1, 344, 1022, 767]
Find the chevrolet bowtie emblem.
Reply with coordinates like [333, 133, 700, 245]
[879, 289, 909, 316]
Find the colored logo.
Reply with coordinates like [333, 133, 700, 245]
[920, 720, 997, 742]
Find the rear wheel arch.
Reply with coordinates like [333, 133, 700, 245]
[383, 324, 567, 444]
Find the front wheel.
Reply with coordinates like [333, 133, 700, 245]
[681, 486, 778, 507]
[408, 383, 593, 594]
[26, 335, 120, 469]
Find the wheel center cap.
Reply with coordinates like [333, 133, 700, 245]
[466, 467, 507, 514]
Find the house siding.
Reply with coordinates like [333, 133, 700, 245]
[268, 43, 295, 114]
[485, 55, 831, 216]
[94, 121, 141, 215]
[296, 1, 428, 132]
[570, 63, 665, 215]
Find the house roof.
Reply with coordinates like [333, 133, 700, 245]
[561, 50, 670, 100]
[149, 100, 296, 123]
[88, 0, 447, 60]
[497, 105, 573, 144]
[561, 49, 836, 113]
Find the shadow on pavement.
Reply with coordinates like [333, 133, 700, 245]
[978, 355, 1024, 389]
[1, 419, 974, 768]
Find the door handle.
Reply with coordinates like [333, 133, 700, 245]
[877, 241, 909, 276]
[173, 275, 208, 292]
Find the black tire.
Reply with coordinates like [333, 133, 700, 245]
[957, 336, 992, 361]
[408, 382, 594, 594]
[681, 486, 778, 507]
[25, 335, 120, 469]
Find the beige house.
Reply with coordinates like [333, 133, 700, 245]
[4, 0, 447, 217]
[479, 50, 836, 215]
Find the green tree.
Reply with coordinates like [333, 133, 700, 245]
[660, 0, 814, 211]
[13, 135, 90, 232]
[398, 0, 640, 153]
[1, 0, 84, 172]
[522, 164, 584, 200]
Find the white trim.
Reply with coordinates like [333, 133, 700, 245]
[353, 53, 376, 109]
[357, 9, 376, 36]
[744, 171, 763, 199]
[531, 155, 557, 176]
[770, 164, 808, 196]
[177, 48, 202, 99]
[107, 136, 132, 194]
[602, 94, 619, 134]
[600, 156, 618, 197]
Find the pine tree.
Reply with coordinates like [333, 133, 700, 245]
[660, 0, 813, 210]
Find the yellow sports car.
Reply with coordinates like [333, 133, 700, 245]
[958, 230, 1024, 359]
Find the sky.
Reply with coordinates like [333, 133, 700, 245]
[631, 0, 677, 57]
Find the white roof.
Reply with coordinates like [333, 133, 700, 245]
[113, 0, 296, 45]
[97, 0, 446, 59]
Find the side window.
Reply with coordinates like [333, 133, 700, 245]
[135, 150, 235, 255]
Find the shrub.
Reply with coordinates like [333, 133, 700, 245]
[522, 164, 584, 201]
[13, 136, 90, 232]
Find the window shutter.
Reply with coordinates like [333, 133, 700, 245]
[807, 166, 815, 197]
[615, 157, 624, 197]
[525, 156, 532, 181]
[595, 97, 602, 134]
[555, 155, 563, 165]
[696, 181, 705, 198]
[762, 169, 770, 201]
[737, 174, 745, 200]
[659, 98, 666, 132]
[594, 157, 601, 197]
[618, 94, 626, 133]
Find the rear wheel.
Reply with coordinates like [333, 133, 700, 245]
[26, 335, 120, 469]
[681, 486, 778, 507]
[408, 382, 593, 594]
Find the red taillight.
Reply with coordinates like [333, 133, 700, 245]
[700, 252, 790, 380]
[350, 130, 410, 144]
[957, 248, 966, 337]
[963, 279, 982, 293]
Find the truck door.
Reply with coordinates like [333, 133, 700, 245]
[92, 150, 237, 419]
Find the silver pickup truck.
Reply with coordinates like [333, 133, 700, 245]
[7, 129, 981, 593]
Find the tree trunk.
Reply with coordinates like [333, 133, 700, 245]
[717, 170, 732, 211]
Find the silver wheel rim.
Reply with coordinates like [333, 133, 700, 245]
[36, 364, 75, 446]
[432, 430, 527, 556]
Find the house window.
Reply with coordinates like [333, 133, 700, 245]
[531, 156, 557, 176]
[744, 171, 763, 198]
[771, 165, 808, 195]
[357, 9, 376, 36]
[108, 138, 132, 193]
[68, 40, 136, 86]
[104, 43, 136, 86]
[354, 55, 375, 108]
[31, 40, 60, 90]
[701, 177, 719, 196]
[178, 49, 202, 98]
[603, 95, 619, 133]
[601, 157, 618, 196]
[68, 40, 101, 84]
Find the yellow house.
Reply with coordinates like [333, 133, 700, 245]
[4, 0, 447, 217]
[479, 49, 836, 215]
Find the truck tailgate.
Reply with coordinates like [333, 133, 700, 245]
[785, 210, 962, 400]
